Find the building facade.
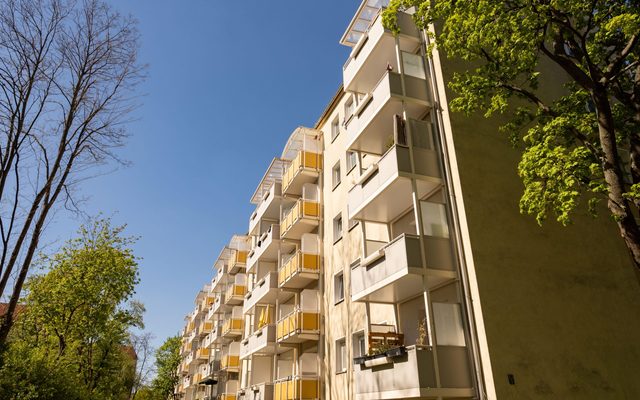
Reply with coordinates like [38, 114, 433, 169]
[175, 1, 640, 400]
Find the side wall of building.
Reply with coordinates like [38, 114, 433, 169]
[437, 53, 640, 399]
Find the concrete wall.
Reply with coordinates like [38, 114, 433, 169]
[437, 53, 640, 398]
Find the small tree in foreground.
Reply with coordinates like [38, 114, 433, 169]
[150, 335, 182, 400]
[383, 1, 640, 274]
[0, 218, 142, 399]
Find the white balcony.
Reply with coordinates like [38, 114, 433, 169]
[351, 234, 457, 303]
[208, 294, 229, 319]
[353, 345, 474, 400]
[240, 324, 277, 359]
[247, 225, 281, 273]
[243, 382, 274, 400]
[244, 272, 280, 314]
[343, 11, 420, 94]
[345, 72, 431, 154]
[249, 181, 283, 237]
[348, 144, 441, 223]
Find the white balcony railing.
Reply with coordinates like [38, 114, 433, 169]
[351, 234, 457, 303]
[243, 271, 279, 314]
[240, 323, 277, 359]
[347, 144, 441, 222]
[247, 225, 281, 273]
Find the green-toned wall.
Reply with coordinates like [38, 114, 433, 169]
[440, 59, 640, 399]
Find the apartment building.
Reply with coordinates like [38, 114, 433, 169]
[176, 1, 640, 399]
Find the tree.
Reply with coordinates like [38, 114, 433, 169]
[150, 335, 182, 400]
[0, 218, 143, 399]
[129, 332, 155, 400]
[383, 1, 640, 273]
[0, 0, 144, 343]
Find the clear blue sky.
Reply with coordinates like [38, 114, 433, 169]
[44, 1, 359, 348]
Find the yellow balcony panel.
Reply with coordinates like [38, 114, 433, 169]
[222, 318, 243, 338]
[221, 355, 240, 372]
[282, 151, 322, 196]
[280, 200, 320, 240]
[225, 284, 247, 306]
[197, 321, 213, 336]
[276, 310, 320, 344]
[278, 252, 320, 289]
[274, 377, 319, 400]
[220, 395, 237, 400]
[229, 250, 248, 274]
[195, 347, 210, 360]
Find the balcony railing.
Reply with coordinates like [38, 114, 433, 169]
[229, 250, 248, 274]
[276, 309, 320, 343]
[220, 354, 240, 372]
[244, 272, 279, 314]
[281, 200, 320, 239]
[240, 323, 277, 359]
[345, 72, 431, 154]
[225, 284, 247, 306]
[343, 10, 420, 93]
[351, 234, 457, 303]
[222, 318, 243, 337]
[274, 376, 319, 400]
[278, 252, 320, 289]
[249, 182, 282, 236]
[243, 382, 274, 400]
[198, 321, 213, 336]
[282, 151, 322, 196]
[247, 225, 281, 273]
[196, 347, 210, 360]
[353, 345, 474, 400]
[347, 144, 441, 222]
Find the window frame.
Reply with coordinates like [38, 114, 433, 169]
[332, 161, 341, 190]
[336, 338, 347, 373]
[334, 271, 345, 305]
[331, 116, 340, 142]
[333, 213, 343, 244]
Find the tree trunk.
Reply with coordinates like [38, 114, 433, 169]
[592, 89, 640, 273]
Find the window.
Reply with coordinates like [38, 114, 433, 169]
[344, 96, 355, 123]
[420, 201, 450, 238]
[346, 151, 357, 173]
[331, 117, 340, 141]
[352, 332, 366, 358]
[336, 338, 347, 373]
[332, 162, 341, 189]
[333, 214, 343, 243]
[334, 271, 344, 304]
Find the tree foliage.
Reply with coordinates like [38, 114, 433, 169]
[383, 0, 640, 270]
[150, 336, 182, 400]
[0, 218, 143, 400]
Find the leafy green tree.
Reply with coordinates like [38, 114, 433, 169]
[383, 1, 640, 272]
[0, 218, 142, 399]
[150, 336, 182, 400]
